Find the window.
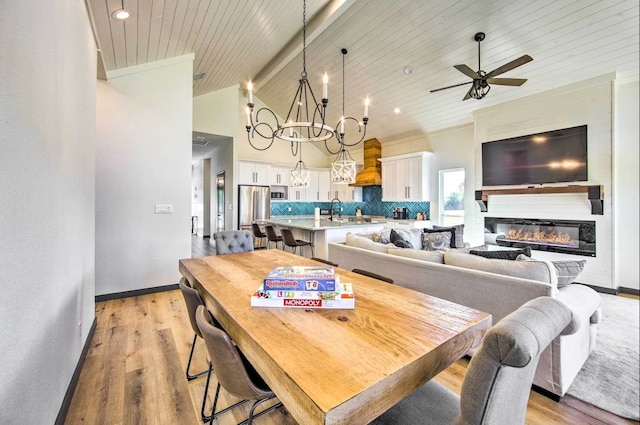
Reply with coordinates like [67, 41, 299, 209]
[439, 168, 465, 226]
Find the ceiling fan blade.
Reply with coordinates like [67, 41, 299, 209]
[485, 77, 528, 86]
[463, 88, 473, 101]
[485, 55, 533, 78]
[429, 81, 472, 93]
[454, 64, 479, 79]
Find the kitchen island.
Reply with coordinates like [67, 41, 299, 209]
[264, 217, 387, 260]
[263, 216, 433, 260]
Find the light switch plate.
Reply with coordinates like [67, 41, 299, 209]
[155, 204, 173, 214]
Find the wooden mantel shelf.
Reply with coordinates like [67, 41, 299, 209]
[475, 185, 604, 215]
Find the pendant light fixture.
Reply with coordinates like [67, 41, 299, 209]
[244, 0, 370, 154]
[290, 143, 310, 188]
[330, 49, 364, 184]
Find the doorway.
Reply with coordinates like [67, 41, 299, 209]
[216, 172, 225, 232]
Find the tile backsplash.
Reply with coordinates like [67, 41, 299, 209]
[270, 185, 430, 219]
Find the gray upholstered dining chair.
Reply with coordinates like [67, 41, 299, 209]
[370, 296, 574, 425]
[178, 277, 209, 381]
[352, 268, 393, 283]
[213, 230, 254, 255]
[195, 305, 282, 424]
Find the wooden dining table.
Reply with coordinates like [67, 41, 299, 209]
[179, 249, 491, 425]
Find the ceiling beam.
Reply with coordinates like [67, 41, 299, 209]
[252, 0, 357, 91]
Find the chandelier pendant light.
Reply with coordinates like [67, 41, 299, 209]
[290, 143, 311, 188]
[245, 0, 334, 151]
[330, 48, 367, 184]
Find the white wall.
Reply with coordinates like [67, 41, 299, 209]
[96, 57, 193, 295]
[473, 75, 616, 288]
[0, 1, 96, 422]
[614, 81, 640, 290]
[191, 161, 204, 234]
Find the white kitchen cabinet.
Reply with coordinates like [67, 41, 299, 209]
[290, 187, 306, 202]
[379, 152, 432, 201]
[238, 161, 270, 185]
[269, 165, 290, 186]
[307, 169, 331, 202]
[330, 183, 363, 202]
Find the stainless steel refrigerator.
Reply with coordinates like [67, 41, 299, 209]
[238, 185, 270, 230]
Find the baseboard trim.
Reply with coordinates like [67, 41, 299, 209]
[619, 287, 640, 296]
[55, 317, 97, 425]
[532, 384, 562, 402]
[95, 283, 179, 302]
[581, 284, 639, 297]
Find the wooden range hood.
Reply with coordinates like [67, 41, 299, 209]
[350, 138, 382, 186]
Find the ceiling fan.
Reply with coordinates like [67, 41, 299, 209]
[430, 32, 533, 100]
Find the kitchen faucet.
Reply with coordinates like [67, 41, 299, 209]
[330, 197, 342, 221]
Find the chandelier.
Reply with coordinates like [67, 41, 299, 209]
[244, 0, 369, 155]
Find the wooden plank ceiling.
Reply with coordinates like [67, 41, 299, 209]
[87, 0, 639, 154]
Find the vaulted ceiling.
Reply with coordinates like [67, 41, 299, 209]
[87, 0, 639, 155]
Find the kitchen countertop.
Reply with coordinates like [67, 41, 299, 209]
[265, 217, 388, 231]
[265, 216, 430, 231]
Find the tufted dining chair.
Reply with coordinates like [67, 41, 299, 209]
[213, 230, 254, 255]
[370, 296, 574, 425]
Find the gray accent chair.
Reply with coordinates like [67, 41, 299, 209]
[213, 230, 254, 255]
[178, 277, 209, 381]
[195, 305, 282, 424]
[371, 296, 574, 425]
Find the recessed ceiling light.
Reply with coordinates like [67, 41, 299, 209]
[111, 8, 131, 20]
[394, 108, 401, 114]
[193, 72, 206, 81]
[403, 66, 414, 75]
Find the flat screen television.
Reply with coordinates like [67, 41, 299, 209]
[482, 125, 588, 186]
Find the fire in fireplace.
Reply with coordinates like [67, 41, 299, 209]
[484, 217, 596, 257]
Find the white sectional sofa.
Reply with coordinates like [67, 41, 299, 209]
[328, 232, 602, 399]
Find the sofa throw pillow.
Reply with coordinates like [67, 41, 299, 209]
[552, 259, 587, 287]
[470, 246, 532, 260]
[455, 244, 488, 253]
[422, 231, 452, 251]
[390, 229, 413, 248]
[433, 224, 465, 248]
[392, 228, 424, 249]
[424, 228, 456, 248]
[371, 229, 392, 244]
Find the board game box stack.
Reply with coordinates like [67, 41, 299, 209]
[251, 265, 354, 309]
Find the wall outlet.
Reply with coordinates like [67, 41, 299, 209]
[288, 207, 292, 212]
[155, 204, 173, 214]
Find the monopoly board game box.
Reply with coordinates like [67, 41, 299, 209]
[262, 265, 337, 291]
[251, 282, 354, 309]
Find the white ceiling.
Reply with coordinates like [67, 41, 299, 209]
[87, 0, 639, 156]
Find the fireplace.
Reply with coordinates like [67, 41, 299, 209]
[484, 217, 596, 257]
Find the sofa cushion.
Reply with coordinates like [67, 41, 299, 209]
[469, 246, 532, 260]
[388, 248, 445, 264]
[390, 229, 413, 248]
[433, 224, 465, 248]
[345, 232, 390, 253]
[421, 231, 452, 251]
[444, 250, 557, 284]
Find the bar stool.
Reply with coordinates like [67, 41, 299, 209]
[281, 228, 314, 257]
[264, 225, 283, 249]
[251, 223, 267, 249]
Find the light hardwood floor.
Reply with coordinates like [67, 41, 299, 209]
[64, 236, 637, 425]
